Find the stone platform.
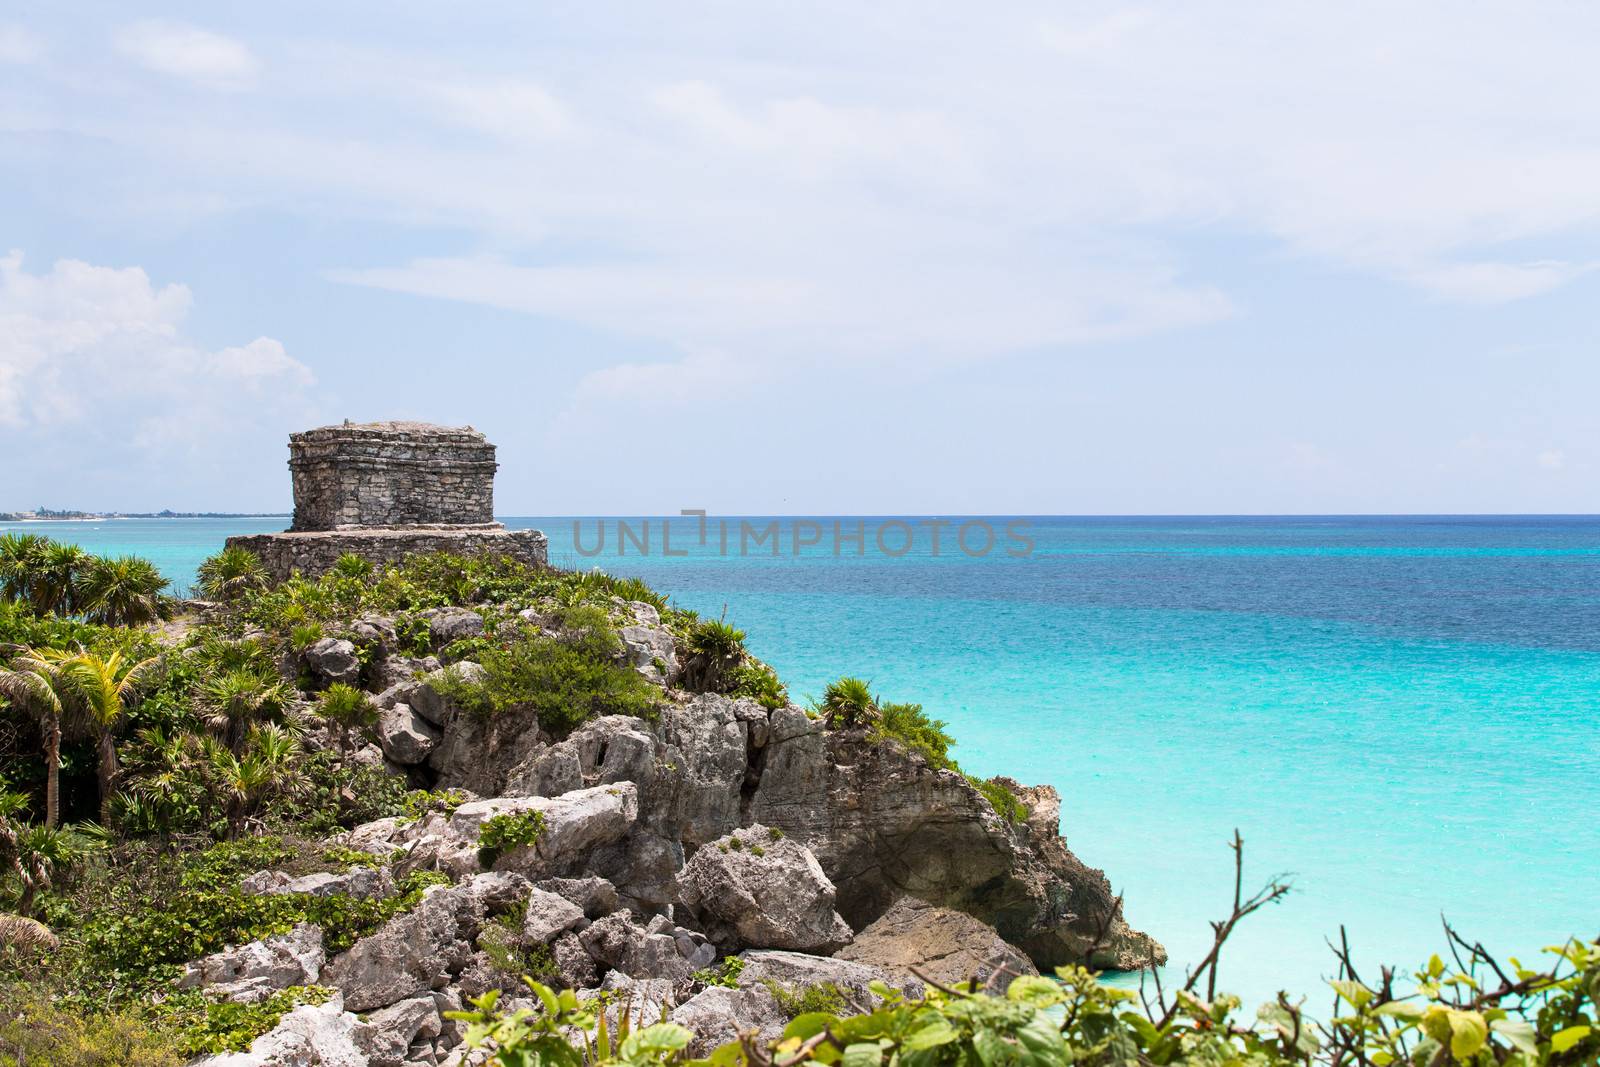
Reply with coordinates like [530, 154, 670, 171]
[227, 526, 549, 582]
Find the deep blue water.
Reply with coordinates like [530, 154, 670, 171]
[9, 514, 1598, 1006]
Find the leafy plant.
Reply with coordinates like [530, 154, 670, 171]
[819, 676, 876, 730]
[313, 683, 377, 756]
[680, 618, 747, 693]
[478, 810, 546, 866]
[74, 556, 172, 627]
[195, 547, 269, 602]
[692, 955, 745, 989]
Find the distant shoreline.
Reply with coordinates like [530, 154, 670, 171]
[0, 512, 289, 522]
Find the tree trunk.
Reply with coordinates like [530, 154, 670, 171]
[43, 719, 61, 829]
[97, 730, 118, 827]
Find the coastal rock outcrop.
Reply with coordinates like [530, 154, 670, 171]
[178, 923, 325, 1004]
[834, 895, 1038, 992]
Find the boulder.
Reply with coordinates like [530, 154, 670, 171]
[352, 994, 443, 1067]
[618, 623, 676, 684]
[411, 662, 487, 727]
[349, 616, 397, 658]
[239, 867, 394, 900]
[305, 637, 361, 686]
[522, 886, 587, 943]
[378, 703, 442, 765]
[669, 985, 786, 1057]
[835, 896, 1037, 993]
[393, 784, 640, 879]
[737, 949, 921, 1015]
[190, 993, 369, 1067]
[579, 973, 675, 1027]
[422, 606, 485, 647]
[323, 873, 526, 1012]
[677, 826, 852, 954]
[179, 923, 323, 1002]
[577, 912, 696, 981]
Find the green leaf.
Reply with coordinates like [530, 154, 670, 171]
[1006, 976, 1066, 1007]
[785, 1013, 837, 1042]
[1446, 1010, 1488, 1060]
[1374, 1001, 1426, 1020]
[1552, 1025, 1592, 1053]
[900, 1016, 959, 1051]
[1329, 979, 1374, 1008]
[841, 1041, 884, 1067]
[1490, 1018, 1538, 1057]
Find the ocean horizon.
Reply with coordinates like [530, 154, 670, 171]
[7, 513, 1598, 1006]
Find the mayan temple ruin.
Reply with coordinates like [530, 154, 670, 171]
[227, 420, 547, 580]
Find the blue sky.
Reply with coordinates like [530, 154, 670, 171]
[3, 2, 1598, 514]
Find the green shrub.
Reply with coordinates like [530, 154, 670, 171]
[819, 676, 876, 729]
[478, 811, 546, 867]
[0, 986, 181, 1066]
[152, 985, 331, 1056]
[729, 662, 787, 709]
[680, 618, 747, 693]
[970, 776, 1029, 824]
[691, 956, 745, 989]
[764, 980, 849, 1019]
[434, 612, 657, 737]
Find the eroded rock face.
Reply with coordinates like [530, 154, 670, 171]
[577, 912, 697, 981]
[835, 896, 1038, 993]
[422, 607, 485, 648]
[323, 873, 526, 1012]
[736, 950, 922, 1015]
[749, 715, 1164, 970]
[377, 703, 442, 765]
[678, 825, 852, 955]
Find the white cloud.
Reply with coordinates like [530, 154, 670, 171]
[1537, 449, 1566, 470]
[115, 21, 259, 90]
[427, 80, 569, 140]
[0, 251, 316, 456]
[1405, 261, 1598, 304]
[0, 24, 42, 64]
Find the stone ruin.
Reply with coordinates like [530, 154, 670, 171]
[227, 421, 547, 581]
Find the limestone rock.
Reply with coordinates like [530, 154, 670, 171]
[422, 606, 485, 648]
[378, 703, 442, 765]
[669, 985, 786, 1057]
[522, 886, 587, 943]
[835, 896, 1037, 993]
[535, 876, 619, 919]
[179, 923, 324, 1002]
[412, 662, 486, 727]
[737, 949, 921, 1015]
[240, 867, 394, 900]
[306, 638, 361, 686]
[353, 994, 443, 1067]
[677, 826, 852, 954]
[618, 623, 676, 684]
[577, 912, 695, 981]
[552, 930, 600, 989]
[322, 873, 525, 1012]
[749, 717, 1165, 970]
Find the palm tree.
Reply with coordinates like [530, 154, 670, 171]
[0, 533, 49, 608]
[209, 725, 302, 837]
[821, 676, 878, 730]
[197, 667, 293, 752]
[313, 683, 377, 756]
[74, 555, 171, 626]
[0, 648, 74, 827]
[681, 618, 747, 692]
[29, 542, 90, 616]
[195, 546, 269, 602]
[0, 791, 103, 916]
[61, 650, 156, 825]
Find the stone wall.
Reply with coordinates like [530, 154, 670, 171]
[289, 422, 498, 531]
[226, 527, 549, 583]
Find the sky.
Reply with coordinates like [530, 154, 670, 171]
[2, 1, 1598, 515]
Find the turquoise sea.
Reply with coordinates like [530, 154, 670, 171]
[7, 514, 1597, 1007]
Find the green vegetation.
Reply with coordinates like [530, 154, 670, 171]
[154, 985, 332, 1057]
[313, 682, 377, 755]
[816, 679, 1030, 823]
[477, 810, 546, 866]
[194, 545, 269, 602]
[691, 955, 745, 989]
[764, 979, 850, 1019]
[434, 604, 659, 737]
[0, 534, 169, 624]
[0, 988, 182, 1066]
